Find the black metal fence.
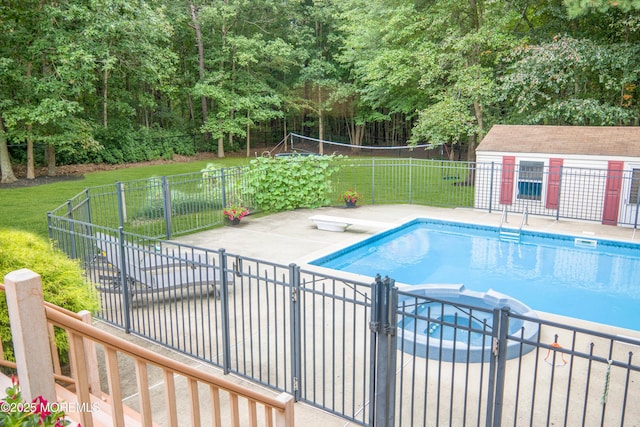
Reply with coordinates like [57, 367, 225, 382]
[394, 287, 640, 426]
[49, 160, 640, 242]
[47, 216, 640, 426]
[47, 159, 640, 426]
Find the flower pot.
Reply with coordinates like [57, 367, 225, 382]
[228, 217, 241, 225]
[345, 201, 357, 208]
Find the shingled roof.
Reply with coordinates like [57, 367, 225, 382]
[477, 125, 640, 157]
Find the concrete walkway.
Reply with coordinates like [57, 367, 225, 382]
[95, 205, 640, 426]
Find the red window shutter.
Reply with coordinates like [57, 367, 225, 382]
[500, 156, 515, 205]
[545, 158, 563, 209]
[602, 160, 624, 225]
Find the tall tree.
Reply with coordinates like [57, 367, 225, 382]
[339, 0, 519, 159]
[288, 0, 352, 152]
[83, 0, 177, 130]
[0, 117, 16, 184]
[0, 1, 98, 178]
[191, 0, 295, 157]
[188, 2, 210, 141]
[338, 0, 429, 144]
[499, 35, 639, 125]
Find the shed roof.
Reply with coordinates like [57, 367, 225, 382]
[477, 125, 640, 157]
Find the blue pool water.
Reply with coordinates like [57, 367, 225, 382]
[311, 219, 640, 331]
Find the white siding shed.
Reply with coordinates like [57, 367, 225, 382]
[474, 125, 640, 226]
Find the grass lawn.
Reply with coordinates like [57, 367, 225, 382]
[0, 157, 249, 238]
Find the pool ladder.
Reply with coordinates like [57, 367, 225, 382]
[499, 208, 528, 242]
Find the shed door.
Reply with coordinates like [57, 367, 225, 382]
[602, 161, 624, 225]
[500, 156, 516, 205]
[545, 158, 563, 209]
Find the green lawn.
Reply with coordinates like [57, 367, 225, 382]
[0, 157, 249, 238]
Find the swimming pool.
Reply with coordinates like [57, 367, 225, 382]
[310, 218, 640, 331]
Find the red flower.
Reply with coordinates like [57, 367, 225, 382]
[32, 395, 52, 420]
[223, 206, 249, 221]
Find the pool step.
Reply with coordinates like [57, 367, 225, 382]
[499, 229, 521, 242]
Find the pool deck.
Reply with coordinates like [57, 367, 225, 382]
[174, 204, 640, 266]
[94, 205, 640, 426]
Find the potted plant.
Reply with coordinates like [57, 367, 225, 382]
[223, 206, 249, 225]
[342, 190, 360, 208]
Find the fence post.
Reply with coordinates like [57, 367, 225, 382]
[162, 176, 172, 239]
[382, 278, 398, 427]
[218, 249, 232, 374]
[67, 200, 77, 259]
[369, 275, 398, 427]
[85, 188, 93, 231]
[371, 159, 376, 205]
[408, 158, 413, 204]
[368, 275, 381, 426]
[4, 269, 57, 403]
[116, 181, 126, 229]
[486, 306, 510, 427]
[556, 166, 563, 222]
[118, 227, 132, 334]
[220, 168, 227, 208]
[47, 212, 53, 241]
[289, 263, 302, 402]
[634, 175, 640, 228]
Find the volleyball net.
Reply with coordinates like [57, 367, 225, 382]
[269, 133, 438, 157]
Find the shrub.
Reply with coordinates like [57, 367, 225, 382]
[58, 125, 198, 165]
[244, 154, 343, 211]
[0, 230, 100, 361]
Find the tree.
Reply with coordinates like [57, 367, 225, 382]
[190, 0, 294, 157]
[0, 1, 99, 178]
[340, 0, 520, 159]
[338, 0, 430, 144]
[499, 35, 639, 125]
[188, 1, 210, 142]
[0, 117, 17, 184]
[82, 0, 177, 130]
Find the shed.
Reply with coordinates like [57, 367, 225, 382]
[474, 125, 640, 226]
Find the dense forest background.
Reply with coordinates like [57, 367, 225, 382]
[1, 0, 639, 182]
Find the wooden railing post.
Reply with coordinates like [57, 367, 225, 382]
[275, 393, 295, 427]
[4, 269, 56, 402]
[78, 310, 101, 395]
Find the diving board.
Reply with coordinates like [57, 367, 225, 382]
[309, 215, 392, 232]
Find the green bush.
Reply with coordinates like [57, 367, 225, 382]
[57, 125, 197, 165]
[0, 230, 100, 361]
[245, 154, 343, 211]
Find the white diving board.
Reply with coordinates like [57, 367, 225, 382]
[309, 215, 393, 232]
